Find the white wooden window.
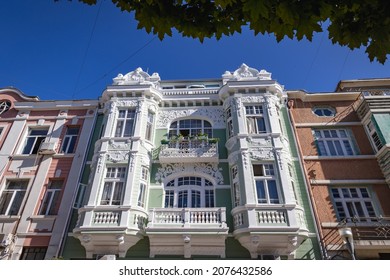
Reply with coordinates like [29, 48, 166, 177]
[137, 167, 149, 207]
[231, 165, 241, 207]
[22, 128, 48, 154]
[245, 105, 266, 134]
[366, 120, 384, 152]
[313, 129, 356, 156]
[253, 164, 280, 204]
[0, 180, 28, 215]
[60, 127, 79, 154]
[115, 109, 136, 137]
[39, 180, 63, 215]
[100, 167, 126, 205]
[164, 176, 214, 208]
[331, 187, 376, 222]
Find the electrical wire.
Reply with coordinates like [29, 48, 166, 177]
[72, 0, 104, 99]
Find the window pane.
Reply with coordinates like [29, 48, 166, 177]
[111, 182, 124, 205]
[256, 117, 266, 133]
[191, 190, 201, 208]
[267, 180, 279, 204]
[164, 190, 174, 208]
[0, 192, 13, 215]
[327, 141, 337, 155]
[178, 191, 188, 208]
[253, 165, 264, 176]
[256, 181, 266, 203]
[101, 182, 113, 205]
[205, 190, 214, 207]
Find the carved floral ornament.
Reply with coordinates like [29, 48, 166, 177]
[112, 67, 161, 87]
[155, 163, 224, 185]
[222, 63, 272, 82]
[156, 108, 225, 129]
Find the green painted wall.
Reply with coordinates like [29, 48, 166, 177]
[280, 106, 322, 259]
[216, 188, 233, 230]
[148, 188, 164, 208]
[373, 113, 390, 144]
[121, 237, 150, 259]
[61, 236, 86, 259]
[214, 129, 228, 159]
[225, 237, 251, 259]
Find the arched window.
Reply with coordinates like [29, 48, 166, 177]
[164, 176, 214, 208]
[169, 119, 212, 139]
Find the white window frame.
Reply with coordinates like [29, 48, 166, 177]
[60, 126, 79, 154]
[245, 105, 267, 134]
[164, 176, 215, 208]
[115, 109, 136, 137]
[313, 129, 356, 156]
[253, 164, 280, 204]
[145, 111, 154, 141]
[39, 180, 63, 215]
[168, 119, 212, 139]
[366, 120, 384, 152]
[0, 180, 29, 215]
[226, 107, 234, 139]
[21, 127, 49, 155]
[331, 187, 377, 222]
[231, 165, 241, 207]
[100, 166, 126, 205]
[137, 167, 149, 207]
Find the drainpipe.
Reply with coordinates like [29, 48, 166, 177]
[57, 108, 99, 258]
[286, 99, 327, 260]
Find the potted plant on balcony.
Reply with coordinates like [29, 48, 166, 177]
[161, 138, 169, 144]
[208, 138, 219, 144]
[197, 133, 208, 140]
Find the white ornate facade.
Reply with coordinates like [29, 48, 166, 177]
[71, 64, 316, 259]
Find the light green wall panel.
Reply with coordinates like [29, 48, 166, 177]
[295, 237, 322, 260]
[122, 237, 150, 259]
[225, 237, 251, 259]
[373, 113, 390, 144]
[148, 188, 164, 208]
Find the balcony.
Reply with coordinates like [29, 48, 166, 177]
[231, 205, 309, 258]
[146, 207, 227, 231]
[159, 138, 219, 163]
[73, 206, 148, 258]
[322, 217, 390, 259]
[146, 207, 228, 258]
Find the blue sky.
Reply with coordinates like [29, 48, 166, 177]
[1, 0, 390, 101]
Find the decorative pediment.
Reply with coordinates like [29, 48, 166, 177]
[222, 63, 272, 82]
[112, 67, 160, 86]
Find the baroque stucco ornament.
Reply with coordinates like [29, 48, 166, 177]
[106, 151, 130, 163]
[155, 163, 224, 185]
[156, 108, 225, 129]
[112, 67, 160, 87]
[222, 63, 272, 82]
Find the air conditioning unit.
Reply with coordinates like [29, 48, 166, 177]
[0, 234, 14, 248]
[38, 142, 56, 155]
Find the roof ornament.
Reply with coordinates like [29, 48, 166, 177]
[222, 63, 272, 83]
[113, 67, 160, 87]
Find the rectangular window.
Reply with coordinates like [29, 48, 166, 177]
[164, 190, 174, 208]
[60, 127, 79, 154]
[205, 189, 214, 208]
[245, 105, 266, 134]
[178, 191, 188, 208]
[191, 190, 201, 208]
[253, 164, 280, 204]
[231, 166, 241, 207]
[21, 247, 47, 260]
[145, 112, 154, 141]
[313, 129, 356, 156]
[100, 167, 126, 205]
[137, 167, 148, 208]
[226, 107, 234, 138]
[22, 128, 48, 154]
[137, 183, 146, 207]
[0, 180, 28, 215]
[366, 121, 384, 152]
[115, 109, 136, 137]
[39, 180, 63, 215]
[331, 187, 376, 222]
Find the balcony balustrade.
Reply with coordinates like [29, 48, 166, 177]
[147, 207, 227, 230]
[159, 138, 219, 163]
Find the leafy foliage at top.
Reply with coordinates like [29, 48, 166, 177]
[76, 0, 390, 63]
